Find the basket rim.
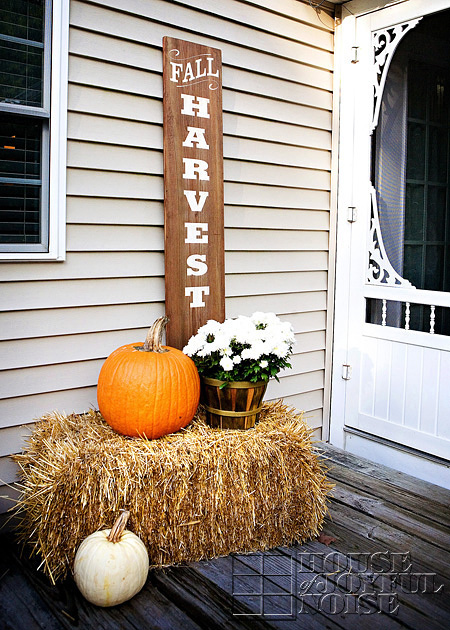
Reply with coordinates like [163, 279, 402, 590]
[201, 377, 267, 388]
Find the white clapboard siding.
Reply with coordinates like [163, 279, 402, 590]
[67, 198, 164, 226]
[0, 304, 165, 341]
[0, 252, 164, 282]
[68, 83, 331, 151]
[69, 8, 333, 91]
[226, 251, 328, 273]
[0, 0, 334, 512]
[67, 141, 331, 187]
[71, 0, 333, 72]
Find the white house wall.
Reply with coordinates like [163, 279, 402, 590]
[0, 0, 335, 517]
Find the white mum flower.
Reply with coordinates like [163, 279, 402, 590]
[220, 356, 234, 371]
[259, 360, 268, 368]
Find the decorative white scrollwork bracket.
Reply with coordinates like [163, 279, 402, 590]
[367, 187, 413, 286]
[371, 18, 421, 132]
[367, 18, 421, 287]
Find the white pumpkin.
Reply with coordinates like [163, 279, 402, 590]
[73, 510, 149, 607]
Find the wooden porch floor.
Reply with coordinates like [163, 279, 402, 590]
[1, 443, 449, 629]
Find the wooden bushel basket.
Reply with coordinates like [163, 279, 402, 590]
[201, 377, 268, 429]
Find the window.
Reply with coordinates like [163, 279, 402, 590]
[0, 0, 68, 260]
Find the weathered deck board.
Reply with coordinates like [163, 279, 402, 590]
[1, 442, 449, 629]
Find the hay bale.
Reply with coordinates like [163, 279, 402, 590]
[12, 401, 333, 583]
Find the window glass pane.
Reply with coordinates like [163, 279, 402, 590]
[407, 62, 427, 120]
[0, 183, 40, 243]
[405, 183, 424, 240]
[403, 244, 423, 287]
[0, 1, 44, 43]
[428, 126, 448, 183]
[430, 70, 449, 125]
[425, 245, 444, 291]
[0, 40, 43, 107]
[0, 114, 41, 179]
[0, 0, 44, 107]
[427, 186, 447, 241]
[406, 122, 426, 180]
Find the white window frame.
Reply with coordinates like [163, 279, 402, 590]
[0, 0, 69, 262]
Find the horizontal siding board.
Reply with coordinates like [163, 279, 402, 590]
[267, 370, 324, 399]
[284, 311, 327, 333]
[0, 456, 20, 485]
[226, 291, 327, 317]
[0, 388, 99, 430]
[223, 137, 331, 170]
[68, 83, 331, 150]
[67, 113, 163, 149]
[0, 425, 33, 457]
[70, 5, 333, 90]
[173, 0, 334, 50]
[67, 198, 164, 226]
[225, 229, 328, 251]
[0, 361, 104, 400]
[69, 43, 332, 111]
[67, 139, 331, 177]
[224, 162, 330, 191]
[288, 350, 325, 374]
[225, 251, 328, 274]
[68, 56, 331, 128]
[240, 0, 334, 30]
[225, 271, 328, 297]
[67, 225, 164, 251]
[67, 200, 330, 231]
[0, 278, 164, 311]
[271, 389, 323, 414]
[0, 329, 150, 371]
[0, 329, 324, 372]
[0, 351, 325, 400]
[225, 208, 330, 231]
[224, 183, 330, 209]
[67, 168, 163, 199]
[71, 0, 334, 71]
[0, 304, 165, 341]
[1, 253, 164, 282]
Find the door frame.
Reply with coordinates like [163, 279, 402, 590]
[330, 0, 450, 485]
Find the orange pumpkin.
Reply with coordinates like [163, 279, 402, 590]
[97, 317, 200, 438]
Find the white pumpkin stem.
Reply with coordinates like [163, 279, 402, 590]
[142, 316, 170, 353]
[107, 510, 130, 543]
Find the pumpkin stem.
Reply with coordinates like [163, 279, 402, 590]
[142, 316, 170, 352]
[107, 510, 130, 543]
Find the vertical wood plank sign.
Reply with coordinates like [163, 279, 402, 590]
[163, 37, 225, 349]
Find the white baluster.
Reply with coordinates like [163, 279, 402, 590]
[405, 302, 410, 330]
[382, 299, 387, 326]
[430, 305, 435, 334]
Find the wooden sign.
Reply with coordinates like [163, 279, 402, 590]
[163, 36, 225, 349]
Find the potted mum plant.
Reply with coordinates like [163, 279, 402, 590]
[183, 312, 295, 429]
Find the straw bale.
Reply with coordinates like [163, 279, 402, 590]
[12, 401, 333, 583]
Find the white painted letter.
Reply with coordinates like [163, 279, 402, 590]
[187, 254, 207, 276]
[170, 62, 183, 83]
[207, 57, 219, 77]
[185, 223, 208, 243]
[195, 58, 206, 78]
[181, 94, 210, 118]
[185, 286, 210, 308]
[182, 126, 209, 149]
[183, 190, 209, 213]
[183, 158, 209, 181]
[183, 62, 194, 82]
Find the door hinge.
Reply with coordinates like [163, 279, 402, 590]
[342, 364, 352, 380]
[351, 46, 359, 64]
[347, 206, 357, 223]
